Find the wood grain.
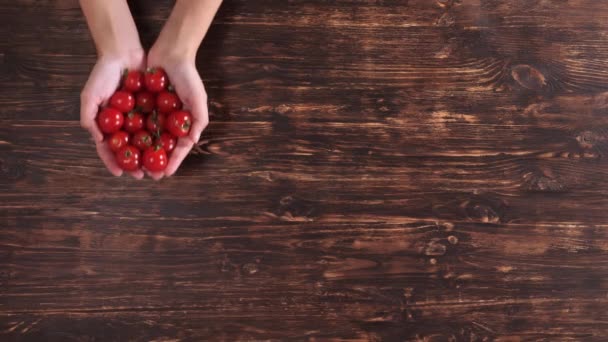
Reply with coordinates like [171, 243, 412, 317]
[2, 0, 608, 340]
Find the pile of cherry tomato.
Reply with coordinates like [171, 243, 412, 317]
[96, 68, 192, 172]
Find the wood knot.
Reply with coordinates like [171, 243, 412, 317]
[274, 195, 317, 221]
[461, 197, 505, 224]
[280, 195, 294, 206]
[275, 104, 292, 114]
[435, 43, 455, 59]
[192, 139, 214, 155]
[424, 239, 447, 256]
[511, 64, 547, 91]
[0, 154, 26, 181]
[248, 171, 274, 182]
[209, 100, 228, 118]
[436, 0, 455, 8]
[577, 131, 596, 149]
[419, 334, 451, 342]
[447, 235, 459, 245]
[242, 263, 259, 275]
[403, 287, 414, 299]
[219, 257, 237, 273]
[436, 13, 456, 27]
[469, 204, 500, 223]
[576, 130, 606, 150]
[439, 221, 455, 231]
[523, 102, 550, 117]
[497, 266, 514, 273]
[523, 166, 565, 193]
[262, 64, 279, 72]
[592, 92, 608, 109]
[523, 172, 565, 193]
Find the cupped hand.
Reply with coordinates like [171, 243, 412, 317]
[146, 48, 209, 180]
[80, 50, 146, 179]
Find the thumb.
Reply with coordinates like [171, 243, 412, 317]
[80, 93, 104, 142]
[188, 91, 209, 144]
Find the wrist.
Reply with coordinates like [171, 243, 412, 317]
[99, 45, 144, 66]
[152, 0, 215, 65]
[149, 39, 196, 66]
[80, 0, 143, 65]
[95, 27, 143, 62]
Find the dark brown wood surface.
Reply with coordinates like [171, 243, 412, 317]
[2, 0, 608, 340]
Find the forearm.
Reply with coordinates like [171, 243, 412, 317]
[79, 0, 142, 59]
[152, 0, 223, 62]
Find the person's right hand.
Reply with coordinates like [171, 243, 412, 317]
[145, 47, 209, 181]
[80, 50, 145, 179]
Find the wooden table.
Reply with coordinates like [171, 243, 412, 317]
[2, 0, 608, 340]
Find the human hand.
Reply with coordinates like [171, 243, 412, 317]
[80, 50, 146, 179]
[145, 47, 209, 180]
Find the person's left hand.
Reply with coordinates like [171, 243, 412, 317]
[146, 48, 209, 180]
[81, 50, 146, 179]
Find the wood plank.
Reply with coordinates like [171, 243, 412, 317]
[3, 1, 608, 120]
[3, 0, 608, 340]
[2, 220, 608, 339]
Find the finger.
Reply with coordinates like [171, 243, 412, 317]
[131, 56, 146, 72]
[189, 115, 208, 145]
[128, 170, 145, 180]
[80, 94, 104, 142]
[143, 168, 164, 181]
[150, 172, 164, 181]
[96, 141, 123, 177]
[164, 138, 194, 176]
[88, 124, 104, 143]
[188, 90, 209, 145]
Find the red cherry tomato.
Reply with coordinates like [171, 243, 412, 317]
[108, 131, 130, 153]
[143, 145, 168, 172]
[123, 111, 144, 133]
[132, 130, 153, 151]
[109, 90, 135, 113]
[156, 133, 176, 153]
[135, 91, 155, 113]
[146, 111, 166, 133]
[156, 91, 182, 113]
[166, 110, 192, 137]
[97, 107, 124, 134]
[123, 70, 143, 92]
[144, 68, 167, 93]
[115, 145, 141, 171]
